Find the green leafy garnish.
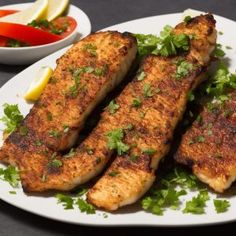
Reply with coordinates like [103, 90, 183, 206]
[214, 199, 230, 213]
[56, 189, 96, 214]
[56, 194, 74, 209]
[141, 148, 157, 156]
[142, 186, 187, 215]
[183, 190, 210, 214]
[0, 103, 24, 134]
[205, 62, 236, 101]
[108, 100, 120, 114]
[76, 198, 96, 214]
[137, 71, 146, 81]
[143, 83, 154, 97]
[134, 25, 190, 58]
[176, 60, 194, 80]
[132, 97, 142, 107]
[0, 166, 20, 188]
[213, 44, 225, 58]
[184, 16, 192, 23]
[106, 128, 130, 155]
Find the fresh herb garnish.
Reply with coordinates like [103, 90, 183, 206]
[106, 128, 130, 155]
[141, 148, 157, 156]
[108, 100, 120, 114]
[132, 97, 142, 107]
[0, 166, 20, 188]
[184, 16, 192, 24]
[183, 190, 210, 214]
[76, 198, 96, 214]
[213, 44, 225, 58]
[137, 71, 146, 81]
[56, 194, 74, 209]
[214, 199, 230, 213]
[135, 25, 190, 58]
[176, 60, 194, 80]
[48, 130, 61, 138]
[143, 83, 154, 97]
[0, 103, 24, 134]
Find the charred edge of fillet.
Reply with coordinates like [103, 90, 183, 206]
[184, 13, 216, 29]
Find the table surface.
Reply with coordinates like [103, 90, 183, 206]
[0, 0, 236, 234]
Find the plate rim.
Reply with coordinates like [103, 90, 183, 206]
[0, 12, 236, 227]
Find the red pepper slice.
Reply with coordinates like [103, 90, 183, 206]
[0, 22, 62, 46]
[0, 9, 18, 17]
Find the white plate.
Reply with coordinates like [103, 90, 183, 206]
[0, 3, 91, 65]
[0, 13, 236, 227]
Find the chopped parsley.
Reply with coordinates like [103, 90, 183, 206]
[142, 186, 187, 215]
[176, 60, 194, 80]
[83, 43, 97, 56]
[213, 44, 225, 58]
[76, 198, 96, 214]
[107, 100, 120, 114]
[141, 148, 157, 156]
[132, 97, 142, 107]
[56, 189, 95, 214]
[183, 190, 210, 214]
[214, 199, 230, 213]
[205, 62, 236, 101]
[49, 130, 61, 138]
[135, 25, 190, 58]
[137, 71, 146, 81]
[56, 193, 74, 209]
[48, 159, 63, 168]
[0, 103, 24, 134]
[19, 126, 28, 136]
[106, 128, 130, 155]
[108, 171, 119, 177]
[0, 166, 20, 188]
[143, 83, 154, 97]
[183, 15, 192, 24]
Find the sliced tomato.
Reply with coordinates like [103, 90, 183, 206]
[41, 16, 77, 38]
[0, 10, 18, 17]
[0, 22, 62, 46]
[0, 36, 8, 47]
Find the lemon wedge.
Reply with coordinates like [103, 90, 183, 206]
[0, 0, 48, 25]
[182, 9, 205, 21]
[24, 66, 53, 101]
[46, 0, 69, 21]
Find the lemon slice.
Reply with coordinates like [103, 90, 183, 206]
[46, 0, 69, 21]
[182, 9, 205, 21]
[24, 66, 53, 101]
[0, 0, 48, 25]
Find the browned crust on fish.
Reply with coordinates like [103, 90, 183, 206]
[175, 91, 236, 192]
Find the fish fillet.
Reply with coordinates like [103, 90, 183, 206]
[87, 14, 217, 210]
[175, 90, 236, 193]
[0, 31, 137, 189]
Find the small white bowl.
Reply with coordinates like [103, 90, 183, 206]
[0, 3, 91, 65]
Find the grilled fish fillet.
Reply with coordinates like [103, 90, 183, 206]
[175, 90, 236, 193]
[0, 31, 137, 189]
[4, 31, 137, 153]
[87, 14, 217, 210]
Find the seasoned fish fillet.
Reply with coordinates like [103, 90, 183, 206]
[0, 31, 137, 189]
[87, 14, 217, 210]
[175, 90, 236, 193]
[5, 31, 137, 153]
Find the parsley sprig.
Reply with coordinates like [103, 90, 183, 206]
[0, 166, 20, 188]
[106, 128, 130, 155]
[56, 188, 95, 214]
[0, 103, 24, 134]
[135, 25, 190, 58]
